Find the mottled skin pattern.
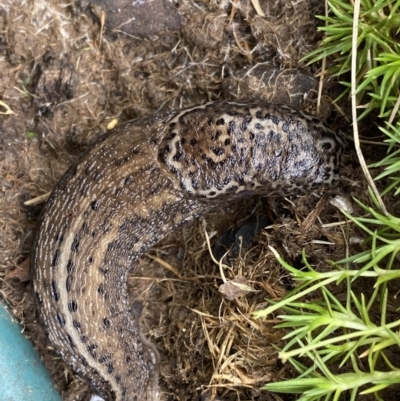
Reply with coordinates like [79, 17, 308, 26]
[31, 100, 344, 401]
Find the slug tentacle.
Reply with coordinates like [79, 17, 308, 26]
[32, 100, 344, 401]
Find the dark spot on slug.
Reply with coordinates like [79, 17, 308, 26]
[87, 344, 98, 358]
[254, 123, 263, 130]
[51, 281, 60, 302]
[68, 301, 78, 312]
[56, 313, 65, 326]
[52, 249, 60, 267]
[224, 138, 231, 146]
[103, 318, 111, 328]
[66, 334, 75, 347]
[71, 235, 79, 253]
[107, 363, 114, 374]
[240, 121, 249, 131]
[228, 121, 236, 134]
[190, 138, 197, 145]
[271, 115, 280, 125]
[56, 232, 63, 243]
[216, 118, 225, 125]
[87, 344, 97, 352]
[212, 147, 224, 156]
[80, 356, 89, 367]
[173, 150, 185, 162]
[67, 259, 74, 273]
[73, 320, 81, 329]
[66, 275, 72, 292]
[91, 200, 99, 210]
[211, 130, 222, 140]
[267, 130, 281, 142]
[249, 132, 255, 140]
[98, 355, 109, 364]
[88, 256, 94, 264]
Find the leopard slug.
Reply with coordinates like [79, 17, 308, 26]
[31, 100, 344, 401]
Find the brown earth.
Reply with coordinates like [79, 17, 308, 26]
[0, 0, 399, 401]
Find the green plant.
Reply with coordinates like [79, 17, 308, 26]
[303, 0, 400, 120]
[370, 123, 400, 195]
[254, 245, 400, 401]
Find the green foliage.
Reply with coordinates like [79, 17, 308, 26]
[255, 243, 400, 401]
[303, 0, 400, 120]
[370, 123, 400, 195]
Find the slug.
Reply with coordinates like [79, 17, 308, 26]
[31, 100, 344, 401]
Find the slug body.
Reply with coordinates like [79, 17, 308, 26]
[31, 100, 344, 401]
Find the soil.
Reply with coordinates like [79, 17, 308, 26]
[0, 1, 399, 401]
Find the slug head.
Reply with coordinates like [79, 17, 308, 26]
[158, 101, 344, 200]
